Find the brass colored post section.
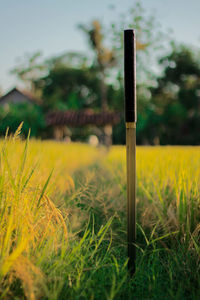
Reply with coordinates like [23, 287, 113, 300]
[126, 122, 136, 275]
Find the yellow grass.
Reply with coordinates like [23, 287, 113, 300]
[0, 135, 103, 298]
[0, 132, 200, 299]
[105, 146, 200, 232]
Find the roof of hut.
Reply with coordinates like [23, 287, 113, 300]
[46, 110, 121, 127]
[0, 87, 41, 105]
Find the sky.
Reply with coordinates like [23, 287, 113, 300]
[1, 0, 200, 93]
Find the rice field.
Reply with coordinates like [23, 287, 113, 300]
[0, 129, 200, 299]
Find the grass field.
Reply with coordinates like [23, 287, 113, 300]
[0, 130, 200, 299]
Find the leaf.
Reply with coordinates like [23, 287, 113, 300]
[37, 169, 53, 208]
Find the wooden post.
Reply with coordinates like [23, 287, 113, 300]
[124, 29, 137, 275]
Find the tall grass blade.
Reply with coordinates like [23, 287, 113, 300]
[37, 169, 53, 208]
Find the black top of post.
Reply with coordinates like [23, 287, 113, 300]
[124, 29, 137, 123]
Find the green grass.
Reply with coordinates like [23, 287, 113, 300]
[0, 131, 200, 299]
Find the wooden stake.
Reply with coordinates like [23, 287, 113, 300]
[124, 29, 137, 275]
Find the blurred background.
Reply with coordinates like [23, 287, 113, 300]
[0, 0, 200, 145]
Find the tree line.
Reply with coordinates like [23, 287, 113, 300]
[1, 2, 200, 145]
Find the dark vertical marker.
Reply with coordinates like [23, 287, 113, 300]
[124, 29, 137, 123]
[124, 29, 137, 275]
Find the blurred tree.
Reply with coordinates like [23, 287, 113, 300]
[10, 51, 47, 95]
[0, 86, 3, 97]
[109, 1, 164, 85]
[45, 51, 91, 70]
[8, 1, 174, 145]
[0, 103, 45, 137]
[79, 20, 116, 111]
[150, 44, 200, 144]
[38, 63, 102, 111]
[78, 1, 165, 143]
[107, 1, 166, 144]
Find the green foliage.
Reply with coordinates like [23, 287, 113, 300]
[10, 51, 47, 94]
[39, 66, 102, 111]
[151, 44, 200, 144]
[79, 20, 116, 111]
[1, 132, 200, 299]
[8, 2, 200, 145]
[109, 1, 166, 86]
[0, 103, 45, 137]
[62, 155, 200, 300]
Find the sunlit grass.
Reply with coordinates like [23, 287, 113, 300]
[0, 130, 200, 299]
[105, 146, 200, 235]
